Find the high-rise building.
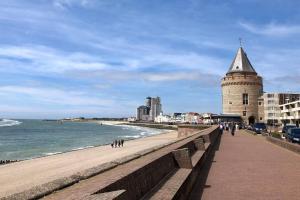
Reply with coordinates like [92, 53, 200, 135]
[136, 96, 162, 121]
[221, 47, 263, 124]
[136, 105, 150, 121]
[149, 97, 162, 121]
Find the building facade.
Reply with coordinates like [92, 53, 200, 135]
[259, 93, 300, 125]
[280, 100, 300, 125]
[136, 96, 162, 121]
[149, 97, 162, 121]
[222, 47, 263, 124]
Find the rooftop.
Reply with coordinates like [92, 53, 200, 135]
[227, 47, 257, 75]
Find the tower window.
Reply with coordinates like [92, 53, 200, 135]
[243, 93, 248, 105]
[236, 66, 239, 69]
[243, 111, 247, 116]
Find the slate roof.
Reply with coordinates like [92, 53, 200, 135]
[227, 47, 257, 75]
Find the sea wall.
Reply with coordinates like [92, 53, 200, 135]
[96, 126, 220, 200]
[177, 125, 210, 138]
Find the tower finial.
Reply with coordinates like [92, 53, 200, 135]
[239, 37, 242, 47]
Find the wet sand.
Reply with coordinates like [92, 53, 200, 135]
[0, 130, 178, 198]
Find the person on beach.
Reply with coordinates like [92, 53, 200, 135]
[121, 139, 124, 147]
[231, 123, 236, 136]
[114, 140, 118, 148]
[111, 142, 114, 148]
[118, 140, 121, 147]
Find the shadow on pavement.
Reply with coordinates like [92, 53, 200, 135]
[188, 132, 223, 200]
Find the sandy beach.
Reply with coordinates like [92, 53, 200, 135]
[0, 130, 178, 198]
[96, 120, 126, 125]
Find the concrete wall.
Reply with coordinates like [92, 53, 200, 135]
[177, 125, 210, 138]
[95, 126, 220, 200]
[266, 136, 300, 154]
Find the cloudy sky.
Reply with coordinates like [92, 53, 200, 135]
[0, 0, 300, 119]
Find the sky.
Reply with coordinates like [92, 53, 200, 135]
[0, 0, 300, 119]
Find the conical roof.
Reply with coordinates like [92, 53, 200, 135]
[227, 47, 257, 75]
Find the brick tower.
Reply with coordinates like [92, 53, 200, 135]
[221, 47, 263, 124]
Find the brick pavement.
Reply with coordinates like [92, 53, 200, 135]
[190, 130, 300, 200]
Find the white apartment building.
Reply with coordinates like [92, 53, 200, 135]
[154, 114, 171, 123]
[259, 93, 300, 125]
[280, 100, 300, 125]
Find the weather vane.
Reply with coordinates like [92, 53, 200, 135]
[239, 37, 243, 47]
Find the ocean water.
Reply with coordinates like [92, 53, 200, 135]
[0, 119, 164, 160]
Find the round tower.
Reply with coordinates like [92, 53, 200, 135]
[222, 47, 263, 124]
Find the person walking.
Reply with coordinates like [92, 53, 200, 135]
[118, 140, 121, 147]
[235, 123, 239, 132]
[111, 142, 114, 148]
[114, 140, 118, 148]
[219, 123, 224, 134]
[121, 139, 124, 147]
[231, 123, 236, 136]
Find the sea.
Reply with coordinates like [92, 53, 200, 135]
[0, 119, 164, 161]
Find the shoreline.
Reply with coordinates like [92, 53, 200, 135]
[0, 129, 180, 198]
[0, 123, 172, 165]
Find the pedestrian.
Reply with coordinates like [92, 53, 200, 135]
[118, 140, 121, 147]
[235, 123, 239, 131]
[114, 140, 118, 148]
[111, 142, 114, 148]
[219, 123, 224, 134]
[231, 123, 236, 136]
[121, 139, 124, 147]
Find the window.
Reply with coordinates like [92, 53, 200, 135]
[243, 93, 248, 105]
[258, 102, 262, 106]
[229, 101, 232, 105]
[243, 111, 247, 116]
[260, 117, 263, 120]
[268, 100, 274, 104]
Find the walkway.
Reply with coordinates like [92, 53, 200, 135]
[190, 130, 300, 200]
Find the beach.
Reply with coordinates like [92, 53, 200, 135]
[0, 130, 178, 198]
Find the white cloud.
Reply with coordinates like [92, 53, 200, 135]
[53, 0, 93, 9]
[0, 45, 110, 74]
[239, 21, 300, 37]
[0, 86, 114, 106]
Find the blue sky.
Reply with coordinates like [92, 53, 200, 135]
[0, 0, 300, 119]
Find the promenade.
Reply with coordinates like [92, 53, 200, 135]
[0, 131, 178, 198]
[190, 130, 300, 200]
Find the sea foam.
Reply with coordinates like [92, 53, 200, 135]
[0, 119, 22, 127]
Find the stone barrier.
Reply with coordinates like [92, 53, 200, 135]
[266, 136, 300, 154]
[89, 126, 220, 200]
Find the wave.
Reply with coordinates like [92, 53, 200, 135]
[0, 119, 22, 127]
[43, 152, 62, 156]
[71, 145, 94, 151]
[121, 135, 142, 139]
[115, 124, 166, 139]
